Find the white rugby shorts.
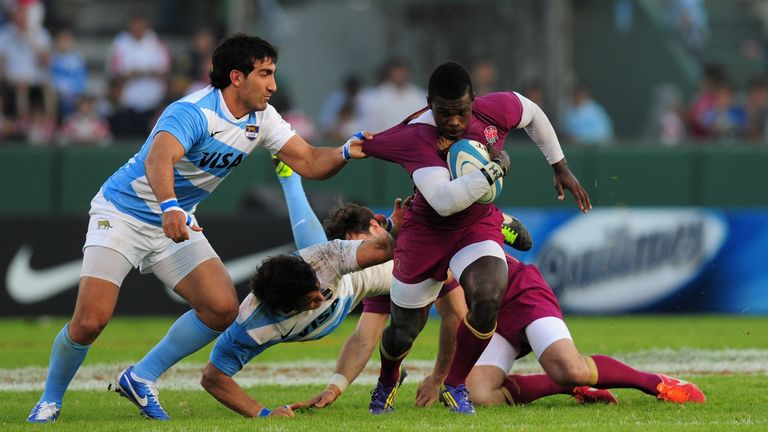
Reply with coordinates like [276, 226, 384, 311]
[82, 190, 218, 287]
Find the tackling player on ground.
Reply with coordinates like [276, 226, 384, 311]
[198, 161, 469, 417]
[358, 61, 591, 415]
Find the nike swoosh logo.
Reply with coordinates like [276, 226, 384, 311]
[6, 243, 294, 305]
[210, 130, 224, 137]
[280, 322, 298, 339]
[125, 374, 148, 407]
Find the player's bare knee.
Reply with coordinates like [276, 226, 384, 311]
[69, 316, 108, 344]
[198, 302, 238, 331]
[467, 299, 501, 331]
[550, 362, 590, 386]
[466, 378, 494, 406]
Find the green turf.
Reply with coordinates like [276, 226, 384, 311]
[2, 315, 768, 430]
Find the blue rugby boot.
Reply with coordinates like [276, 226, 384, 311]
[27, 401, 61, 423]
[440, 384, 475, 415]
[369, 368, 407, 414]
[112, 365, 170, 420]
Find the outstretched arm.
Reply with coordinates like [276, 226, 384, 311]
[275, 132, 371, 180]
[296, 312, 389, 408]
[200, 362, 294, 418]
[415, 284, 468, 407]
[515, 92, 592, 213]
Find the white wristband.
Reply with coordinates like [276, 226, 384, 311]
[327, 373, 349, 393]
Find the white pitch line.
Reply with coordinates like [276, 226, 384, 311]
[2, 348, 767, 391]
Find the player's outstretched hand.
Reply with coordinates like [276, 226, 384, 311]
[388, 194, 414, 236]
[268, 405, 296, 418]
[552, 159, 591, 213]
[415, 375, 442, 407]
[291, 387, 340, 410]
[346, 130, 373, 159]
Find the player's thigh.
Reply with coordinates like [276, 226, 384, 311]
[448, 240, 506, 283]
[528, 318, 589, 384]
[70, 246, 133, 343]
[171, 255, 238, 314]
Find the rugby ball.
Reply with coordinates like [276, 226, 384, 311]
[446, 139, 503, 204]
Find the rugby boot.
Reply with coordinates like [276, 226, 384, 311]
[656, 374, 706, 403]
[111, 365, 170, 420]
[501, 213, 533, 251]
[439, 384, 475, 415]
[572, 386, 619, 404]
[27, 401, 61, 423]
[369, 368, 407, 414]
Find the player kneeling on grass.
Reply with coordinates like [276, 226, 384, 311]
[298, 254, 705, 411]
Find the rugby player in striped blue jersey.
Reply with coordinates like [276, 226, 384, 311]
[28, 34, 368, 423]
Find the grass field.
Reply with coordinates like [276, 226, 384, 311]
[2, 315, 768, 431]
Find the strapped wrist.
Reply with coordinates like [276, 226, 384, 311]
[480, 161, 505, 185]
[160, 198, 193, 226]
[341, 131, 364, 161]
[327, 373, 349, 394]
[491, 157, 508, 176]
[257, 406, 271, 417]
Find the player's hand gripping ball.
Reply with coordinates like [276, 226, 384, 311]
[446, 139, 503, 204]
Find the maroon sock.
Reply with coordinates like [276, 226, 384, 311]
[591, 355, 661, 396]
[378, 346, 404, 388]
[443, 320, 494, 387]
[503, 374, 572, 404]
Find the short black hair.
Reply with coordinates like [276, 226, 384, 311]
[209, 33, 278, 89]
[250, 255, 318, 313]
[323, 202, 375, 240]
[428, 61, 473, 100]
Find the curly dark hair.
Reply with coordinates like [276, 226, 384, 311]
[323, 202, 376, 240]
[428, 61, 474, 101]
[250, 254, 318, 313]
[209, 33, 278, 89]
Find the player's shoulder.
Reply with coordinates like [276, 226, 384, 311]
[474, 92, 520, 110]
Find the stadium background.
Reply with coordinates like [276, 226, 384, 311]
[1, 0, 766, 317]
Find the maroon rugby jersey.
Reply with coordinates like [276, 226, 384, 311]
[362, 92, 523, 230]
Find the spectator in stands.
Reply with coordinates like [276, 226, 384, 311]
[694, 79, 746, 140]
[318, 74, 363, 140]
[106, 11, 171, 138]
[563, 83, 614, 145]
[470, 57, 499, 97]
[687, 64, 726, 138]
[742, 76, 768, 143]
[358, 56, 426, 133]
[669, 0, 709, 56]
[58, 94, 112, 146]
[50, 27, 88, 118]
[171, 27, 216, 97]
[646, 84, 686, 146]
[0, 1, 57, 140]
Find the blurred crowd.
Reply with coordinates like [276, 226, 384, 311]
[0, 1, 215, 146]
[0, 0, 766, 148]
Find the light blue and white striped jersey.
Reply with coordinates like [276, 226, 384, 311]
[210, 239, 393, 376]
[101, 86, 295, 226]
